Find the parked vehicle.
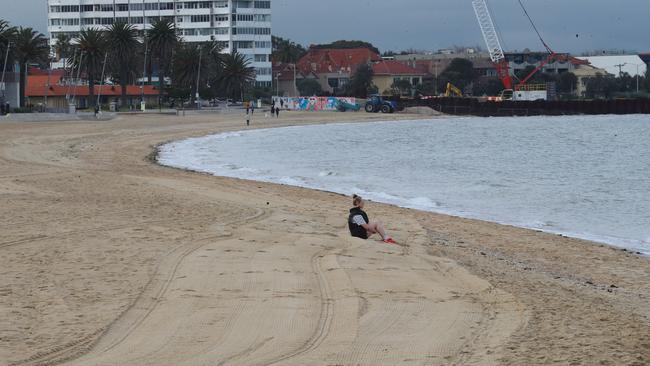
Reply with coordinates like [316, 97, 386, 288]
[364, 95, 399, 113]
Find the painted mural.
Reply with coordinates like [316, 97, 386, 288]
[272, 97, 358, 111]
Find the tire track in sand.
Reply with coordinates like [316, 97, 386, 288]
[9, 207, 269, 366]
[263, 240, 352, 366]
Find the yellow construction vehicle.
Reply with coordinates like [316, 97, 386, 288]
[445, 82, 463, 97]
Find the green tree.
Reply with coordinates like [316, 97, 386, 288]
[75, 28, 107, 107]
[345, 63, 375, 98]
[556, 72, 578, 95]
[296, 78, 322, 96]
[272, 36, 306, 64]
[13, 27, 49, 107]
[312, 40, 380, 55]
[584, 74, 618, 99]
[472, 77, 503, 96]
[389, 79, 413, 96]
[219, 52, 256, 100]
[148, 19, 178, 106]
[439, 58, 475, 91]
[106, 22, 140, 107]
[53, 33, 72, 61]
[0, 20, 17, 75]
[172, 41, 223, 103]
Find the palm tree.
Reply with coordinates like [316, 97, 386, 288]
[172, 41, 224, 103]
[53, 33, 72, 62]
[147, 19, 177, 107]
[75, 28, 107, 107]
[219, 52, 256, 101]
[13, 27, 49, 107]
[0, 20, 17, 72]
[106, 22, 140, 107]
[272, 36, 305, 64]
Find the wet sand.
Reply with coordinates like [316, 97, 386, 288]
[1, 111, 649, 366]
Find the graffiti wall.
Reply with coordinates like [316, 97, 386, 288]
[272, 96, 357, 111]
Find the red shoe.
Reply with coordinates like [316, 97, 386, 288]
[383, 238, 397, 244]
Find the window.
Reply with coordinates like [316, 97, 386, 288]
[233, 41, 254, 49]
[214, 15, 229, 22]
[81, 5, 93, 12]
[255, 41, 271, 49]
[100, 4, 114, 12]
[254, 54, 267, 62]
[144, 3, 158, 11]
[199, 2, 211, 8]
[328, 78, 339, 88]
[254, 1, 270, 9]
[160, 2, 174, 10]
[100, 18, 113, 25]
[237, 14, 254, 22]
[117, 4, 129, 12]
[59, 5, 80, 12]
[80, 18, 95, 25]
[235, 1, 253, 8]
[52, 18, 79, 26]
[190, 14, 210, 22]
[256, 67, 272, 75]
[130, 3, 143, 11]
[214, 27, 229, 34]
[254, 14, 271, 22]
[233, 27, 271, 35]
[130, 17, 144, 24]
[214, 1, 228, 8]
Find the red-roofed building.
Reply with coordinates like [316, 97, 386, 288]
[290, 47, 382, 94]
[372, 61, 425, 95]
[25, 70, 160, 110]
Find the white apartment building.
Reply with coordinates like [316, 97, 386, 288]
[47, 0, 272, 86]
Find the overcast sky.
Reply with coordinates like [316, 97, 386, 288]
[4, 0, 649, 54]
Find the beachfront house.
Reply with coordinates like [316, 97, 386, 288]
[26, 69, 159, 111]
[372, 61, 425, 96]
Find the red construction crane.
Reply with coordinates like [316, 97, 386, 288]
[472, 0, 558, 98]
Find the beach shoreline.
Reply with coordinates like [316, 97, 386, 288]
[1, 111, 649, 365]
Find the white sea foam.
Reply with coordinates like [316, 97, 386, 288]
[158, 115, 650, 255]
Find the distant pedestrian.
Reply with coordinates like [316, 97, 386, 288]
[94, 105, 100, 118]
[245, 101, 250, 115]
[275, 107, 280, 118]
[250, 102, 255, 115]
[271, 105, 275, 116]
[280, 99, 284, 109]
[246, 114, 250, 126]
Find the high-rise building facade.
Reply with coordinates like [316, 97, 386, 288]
[47, 0, 272, 86]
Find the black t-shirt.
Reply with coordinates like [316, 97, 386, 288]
[348, 207, 369, 239]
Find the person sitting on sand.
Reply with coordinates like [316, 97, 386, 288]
[348, 194, 396, 244]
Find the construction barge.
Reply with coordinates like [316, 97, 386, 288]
[405, 97, 650, 117]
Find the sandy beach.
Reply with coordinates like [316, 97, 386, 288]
[1, 111, 649, 366]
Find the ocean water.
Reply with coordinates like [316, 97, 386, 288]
[158, 115, 650, 255]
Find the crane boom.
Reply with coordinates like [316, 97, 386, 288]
[472, 0, 513, 89]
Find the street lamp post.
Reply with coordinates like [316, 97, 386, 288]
[195, 46, 202, 110]
[1, 41, 14, 106]
[289, 63, 297, 97]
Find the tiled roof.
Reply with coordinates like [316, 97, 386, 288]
[26, 74, 160, 97]
[297, 47, 382, 74]
[372, 61, 425, 76]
